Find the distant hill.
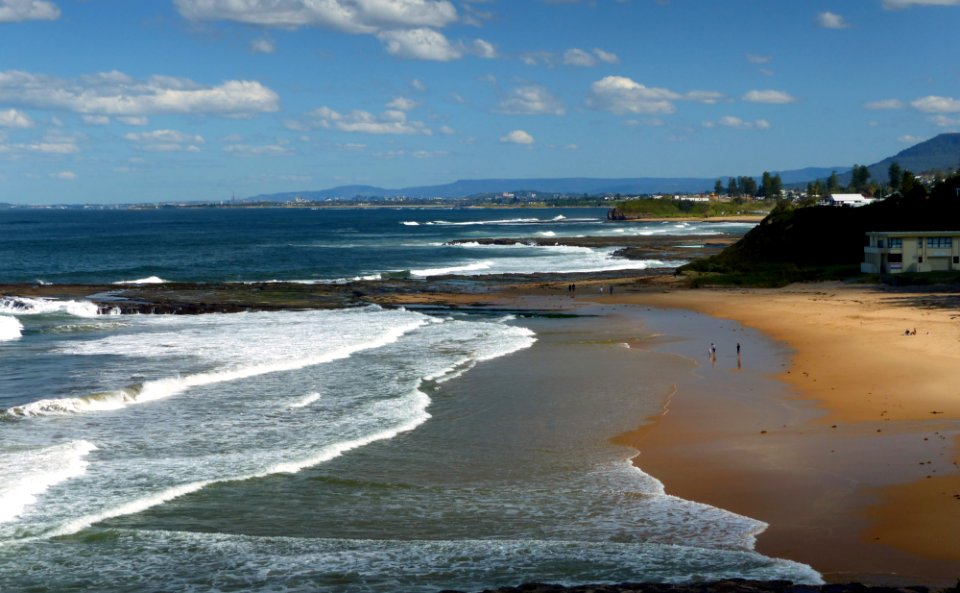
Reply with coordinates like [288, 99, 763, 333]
[248, 167, 845, 202]
[867, 133, 960, 179]
[247, 134, 960, 202]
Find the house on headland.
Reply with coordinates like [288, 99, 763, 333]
[862, 231, 960, 274]
[826, 193, 874, 207]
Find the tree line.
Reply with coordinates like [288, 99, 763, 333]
[712, 172, 782, 199]
[714, 162, 927, 203]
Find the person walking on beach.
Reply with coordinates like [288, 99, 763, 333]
[736, 342, 741, 355]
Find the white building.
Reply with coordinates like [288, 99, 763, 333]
[826, 193, 874, 207]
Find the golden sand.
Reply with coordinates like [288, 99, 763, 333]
[591, 282, 960, 583]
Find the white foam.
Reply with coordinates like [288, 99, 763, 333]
[0, 297, 99, 318]
[269, 387, 431, 475]
[0, 310, 539, 544]
[10, 318, 424, 417]
[288, 392, 321, 409]
[48, 479, 212, 538]
[410, 261, 493, 277]
[0, 441, 97, 524]
[537, 231, 557, 237]
[400, 221, 420, 226]
[113, 276, 167, 285]
[0, 316, 23, 341]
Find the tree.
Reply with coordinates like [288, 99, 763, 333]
[760, 171, 772, 198]
[850, 164, 871, 192]
[727, 177, 739, 197]
[888, 162, 902, 192]
[827, 171, 840, 194]
[714, 179, 724, 195]
[900, 170, 917, 195]
[768, 173, 782, 198]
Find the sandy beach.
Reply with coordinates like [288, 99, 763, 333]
[577, 282, 960, 584]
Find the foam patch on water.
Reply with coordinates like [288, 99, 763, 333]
[9, 309, 428, 417]
[0, 530, 823, 592]
[0, 441, 97, 524]
[0, 297, 99, 318]
[0, 309, 538, 543]
[113, 276, 167, 285]
[288, 392, 321, 409]
[0, 315, 23, 341]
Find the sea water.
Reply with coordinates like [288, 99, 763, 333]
[0, 208, 820, 591]
[0, 207, 744, 284]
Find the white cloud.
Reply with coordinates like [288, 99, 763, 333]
[704, 116, 771, 130]
[563, 48, 596, 67]
[746, 53, 771, 64]
[593, 48, 619, 64]
[500, 129, 534, 145]
[377, 28, 461, 61]
[176, 0, 465, 61]
[387, 96, 418, 111]
[83, 114, 110, 126]
[911, 95, 960, 113]
[411, 78, 427, 92]
[175, 0, 458, 32]
[686, 90, 724, 104]
[0, 70, 279, 117]
[931, 115, 960, 127]
[251, 37, 276, 54]
[50, 170, 76, 180]
[310, 106, 431, 134]
[883, 0, 960, 8]
[24, 141, 78, 153]
[439, 125, 455, 135]
[0, 0, 59, 23]
[411, 149, 447, 159]
[562, 47, 619, 67]
[468, 38, 497, 58]
[742, 89, 796, 104]
[865, 99, 904, 110]
[118, 116, 149, 126]
[587, 76, 679, 115]
[0, 108, 33, 128]
[125, 129, 204, 152]
[224, 143, 291, 156]
[898, 134, 926, 143]
[817, 11, 849, 29]
[498, 86, 565, 115]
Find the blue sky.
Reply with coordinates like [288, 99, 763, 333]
[1, 0, 959, 204]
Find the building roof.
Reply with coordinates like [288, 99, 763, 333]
[866, 230, 960, 237]
[830, 193, 869, 202]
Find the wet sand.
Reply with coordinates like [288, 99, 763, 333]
[577, 283, 960, 584]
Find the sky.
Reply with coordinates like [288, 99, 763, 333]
[1, 0, 959, 205]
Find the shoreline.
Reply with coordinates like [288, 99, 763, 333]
[589, 283, 960, 584]
[3, 277, 959, 584]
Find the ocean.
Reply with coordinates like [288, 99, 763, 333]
[0, 207, 821, 591]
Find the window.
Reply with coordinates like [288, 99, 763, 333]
[927, 237, 953, 248]
[889, 238, 902, 249]
[877, 239, 884, 248]
[888, 253, 903, 263]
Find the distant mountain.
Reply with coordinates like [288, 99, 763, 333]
[249, 167, 846, 202]
[247, 135, 960, 202]
[867, 133, 960, 179]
